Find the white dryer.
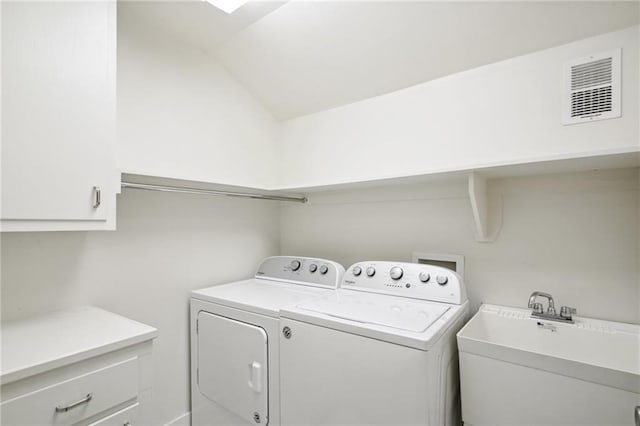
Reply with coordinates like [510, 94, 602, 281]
[190, 256, 345, 426]
[279, 261, 469, 426]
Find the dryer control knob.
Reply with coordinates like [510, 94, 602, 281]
[436, 275, 448, 285]
[419, 272, 430, 283]
[366, 267, 376, 277]
[290, 260, 301, 271]
[319, 265, 329, 275]
[352, 266, 362, 276]
[309, 264, 317, 273]
[390, 266, 403, 280]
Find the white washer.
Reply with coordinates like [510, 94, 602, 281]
[190, 256, 345, 426]
[279, 261, 469, 426]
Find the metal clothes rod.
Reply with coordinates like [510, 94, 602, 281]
[121, 182, 308, 204]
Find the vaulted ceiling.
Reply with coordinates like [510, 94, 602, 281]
[118, 1, 640, 120]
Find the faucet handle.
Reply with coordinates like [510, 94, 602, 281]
[530, 302, 543, 314]
[560, 306, 576, 319]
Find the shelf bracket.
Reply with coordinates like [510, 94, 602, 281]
[468, 172, 502, 242]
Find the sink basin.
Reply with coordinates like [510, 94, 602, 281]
[457, 304, 640, 426]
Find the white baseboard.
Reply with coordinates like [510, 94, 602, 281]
[165, 411, 191, 426]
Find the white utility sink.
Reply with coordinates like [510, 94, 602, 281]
[457, 304, 640, 426]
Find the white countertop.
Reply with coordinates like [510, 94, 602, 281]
[1, 306, 158, 385]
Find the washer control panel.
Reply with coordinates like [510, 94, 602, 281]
[342, 261, 467, 304]
[255, 256, 345, 289]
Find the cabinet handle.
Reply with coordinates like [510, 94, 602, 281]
[55, 393, 93, 413]
[93, 186, 101, 208]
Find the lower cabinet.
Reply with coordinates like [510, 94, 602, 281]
[1, 307, 157, 426]
[1, 344, 152, 426]
[2, 358, 138, 426]
[88, 403, 139, 426]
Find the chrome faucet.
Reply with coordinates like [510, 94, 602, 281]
[528, 291, 556, 315]
[528, 291, 576, 324]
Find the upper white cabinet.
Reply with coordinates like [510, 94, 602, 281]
[1, 1, 116, 231]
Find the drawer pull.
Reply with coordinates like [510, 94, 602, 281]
[55, 393, 93, 413]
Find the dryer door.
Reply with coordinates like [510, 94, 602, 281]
[197, 312, 268, 425]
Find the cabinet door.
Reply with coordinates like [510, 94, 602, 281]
[1, 1, 115, 230]
[197, 312, 269, 425]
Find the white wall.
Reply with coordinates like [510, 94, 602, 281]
[1, 11, 282, 424]
[276, 26, 639, 189]
[117, 6, 279, 189]
[280, 168, 640, 324]
[1, 190, 280, 425]
[1, 12, 638, 426]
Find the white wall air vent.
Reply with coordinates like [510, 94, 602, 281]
[562, 48, 621, 125]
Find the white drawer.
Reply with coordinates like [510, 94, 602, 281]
[1, 357, 138, 426]
[88, 402, 139, 426]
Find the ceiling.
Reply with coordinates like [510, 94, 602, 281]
[119, 1, 640, 120]
[118, 1, 285, 49]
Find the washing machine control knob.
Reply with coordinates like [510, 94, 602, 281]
[290, 260, 301, 271]
[309, 264, 317, 273]
[366, 267, 376, 277]
[419, 272, 430, 283]
[352, 266, 362, 276]
[390, 266, 403, 280]
[436, 275, 448, 285]
[319, 265, 329, 275]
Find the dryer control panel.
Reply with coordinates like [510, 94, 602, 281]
[255, 256, 345, 289]
[342, 261, 467, 304]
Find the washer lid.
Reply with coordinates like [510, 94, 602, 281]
[296, 291, 450, 333]
[191, 279, 331, 317]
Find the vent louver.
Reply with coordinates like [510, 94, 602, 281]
[571, 58, 612, 91]
[571, 86, 612, 117]
[562, 49, 621, 125]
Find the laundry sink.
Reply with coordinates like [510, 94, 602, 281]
[457, 304, 640, 426]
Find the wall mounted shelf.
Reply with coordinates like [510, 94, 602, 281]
[283, 150, 638, 243]
[122, 149, 638, 242]
[273, 149, 639, 193]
